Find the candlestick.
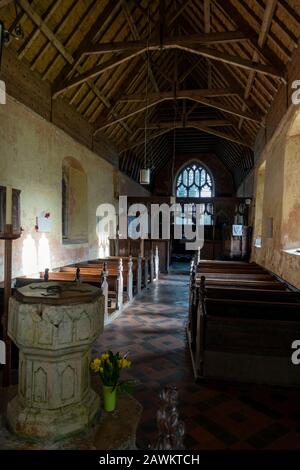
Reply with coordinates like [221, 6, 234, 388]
[6, 185, 12, 225]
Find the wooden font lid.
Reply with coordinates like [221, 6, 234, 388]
[14, 281, 102, 305]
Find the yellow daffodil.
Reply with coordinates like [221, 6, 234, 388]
[118, 357, 131, 369]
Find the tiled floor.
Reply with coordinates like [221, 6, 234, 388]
[93, 269, 300, 450]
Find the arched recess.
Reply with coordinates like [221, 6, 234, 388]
[62, 157, 88, 244]
[281, 112, 300, 252]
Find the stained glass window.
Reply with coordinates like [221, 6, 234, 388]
[176, 164, 213, 198]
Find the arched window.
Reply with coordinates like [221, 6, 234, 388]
[176, 163, 213, 198]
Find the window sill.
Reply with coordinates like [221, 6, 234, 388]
[282, 248, 300, 257]
[62, 239, 88, 246]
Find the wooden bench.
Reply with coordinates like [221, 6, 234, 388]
[187, 263, 300, 387]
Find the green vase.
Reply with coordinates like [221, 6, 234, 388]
[102, 385, 117, 412]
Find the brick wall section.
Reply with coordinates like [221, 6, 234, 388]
[153, 153, 235, 196]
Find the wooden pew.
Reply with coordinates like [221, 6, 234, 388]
[187, 266, 300, 386]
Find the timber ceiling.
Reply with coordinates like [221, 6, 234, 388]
[0, 0, 299, 188]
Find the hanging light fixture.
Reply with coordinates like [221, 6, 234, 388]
[140, 10, 151, 185]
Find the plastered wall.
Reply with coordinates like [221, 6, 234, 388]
[252, 107, 300, 290]
[0, 96, 146, 282]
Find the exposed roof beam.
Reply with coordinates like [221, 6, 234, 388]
[94, 93, 261, 134]
[53, 50, 144, 97]
[57, 39, 283, 97]
[119, 88, 242, 102]
[51, 1, 121, 93]
[138, 119, 233, 129]
[120, 124, 252, 152]
[204, 0, 211, 33]
[175, 44, 283, 79]
[17, 0, 62, 60]
[120, 0, 159, 92]
[20, 0, 132, 136]
[17, 0, 74, 64]
[83, 31, 253, 55]
[214, 0, 285, 79]
[239, 0, 278, 129]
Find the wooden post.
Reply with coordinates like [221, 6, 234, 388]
[140, 239, 145, 257]
[150, 249, 154, 283]
[2, 238, 12, 387]
[117, 258, 123, 311]
[190, 258, 195, 278]
[197, 246, 201, 264]
[101, 262, 109, 318]
[144, 256, 149, 288]
[137, 254, 142, 295]
[127, 256, 133, 302]
[44, 268, 49, 281]
[1, 187, 22, 387]
[155, 245, 160, 280]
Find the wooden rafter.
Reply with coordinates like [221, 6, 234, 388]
[120, 122, 252, 152]
[138, 119, 233, 128]
[54, 40, 284, 97]
[94, 91, 261, 134]
[214, 0, 285, 78]
[204, 0, 210, 33]
[239, 0, 278, 129]
[17, 0, 62, 60]
[17, 0, 74, 65]
[119, 88, 242, 102]
[174, 43, 283, 79]
[53, 28, 284, 97]
[120, 0, 159, 92]
[53, 50, 145, 97]
[20, 0, 132, 136]
[82, 31, 252, 55]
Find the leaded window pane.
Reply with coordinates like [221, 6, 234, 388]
[176, 163, 213, 199]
